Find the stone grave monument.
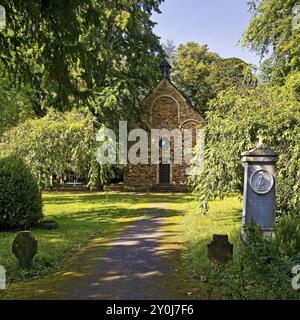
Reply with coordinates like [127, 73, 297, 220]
[241, 131, 278, 238]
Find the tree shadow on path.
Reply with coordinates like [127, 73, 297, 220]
[71, 210, 181, 300]
[4, 201, 184, 300]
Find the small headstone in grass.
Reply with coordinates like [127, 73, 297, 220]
[207, 234, 233, 265]
[12, 231, 38, 269]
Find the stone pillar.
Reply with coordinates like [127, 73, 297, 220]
[241, 132, 278, 238]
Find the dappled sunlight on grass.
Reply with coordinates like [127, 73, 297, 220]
[0, 192, 242, 300]
[171, 195, 242, 279]
[0, 192, 150, 285]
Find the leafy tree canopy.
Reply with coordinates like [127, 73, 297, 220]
[0, 109, 109, 190]
[0, 76, 35, 135]
[0, 0, 164, 124]
[206, 57, 256, 97]
[168, 42, 254, 114]
[172, 42, 220, 113]
[243, 0, 300, 84]
[191, 81, 300, 216]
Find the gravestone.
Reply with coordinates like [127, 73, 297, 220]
[241, 132, 278, 238]
[207, 234, 233, 265]
[12, 231, 38, 269]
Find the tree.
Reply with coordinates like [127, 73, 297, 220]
[0, 109, 110, 190]
[162, 39, 177, 65]
[172, 42, 220, 113]
[0, 76, 35, 136]
[206, 58, 256, 97]
[190, 83, 300, 217]
[243, 0, 300, 84]
[0, 1, 164, 123]
[171, 42, 253, 114]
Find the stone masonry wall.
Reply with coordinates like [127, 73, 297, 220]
[124, 79, 205, 188]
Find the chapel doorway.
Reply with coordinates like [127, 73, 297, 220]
[159, 163, 170, 184]
[159, 138, 171, 184]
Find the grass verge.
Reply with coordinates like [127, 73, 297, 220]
[0, 192, 144, 284]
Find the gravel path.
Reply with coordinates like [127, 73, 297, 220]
[4, 197, 184, 300]
[70, 204, 177, 300]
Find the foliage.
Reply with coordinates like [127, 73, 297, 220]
[0, 155, 43, 231]
[170, 42, 254, 114]
[209, 222, 300, 300]
[275, 213, 300, 256]
[162, 39, 177, 66]
[243, 0, 300, 84]
[172, 42, 220, 113]
[0, 0, 164, 122]
[206, 58, 256, 97]
[0, 109, 109, 190]
[190, 81, 300, 217]
[0, 77, 35, 136]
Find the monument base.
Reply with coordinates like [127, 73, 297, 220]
[240, 226, 275, 241]
[262, 228, 275, 240]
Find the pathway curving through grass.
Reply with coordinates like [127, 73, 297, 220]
[0, 193, 242, 300]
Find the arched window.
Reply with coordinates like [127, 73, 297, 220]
[160, 138, 170, 151]
[159, 138, 170, 164]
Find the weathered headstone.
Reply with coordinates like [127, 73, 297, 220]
[12, 231, 38, 269]
[207, 234, 233, 265]
[241, 131, 278, 238]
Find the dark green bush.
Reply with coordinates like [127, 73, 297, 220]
[0, 155, 43, 230]
[274, 214, 300, 256]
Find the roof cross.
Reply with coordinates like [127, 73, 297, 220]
[256, 129, 265, 148]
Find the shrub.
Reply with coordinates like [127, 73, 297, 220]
[274, 214, 300, 256]
[0, 109, 108, 191]
[208, 222, 300, 300]
[0, 155, 43, 231]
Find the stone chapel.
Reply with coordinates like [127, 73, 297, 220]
[124, 60, 205, 191]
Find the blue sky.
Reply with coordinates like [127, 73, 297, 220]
[152, 0, 261, 66]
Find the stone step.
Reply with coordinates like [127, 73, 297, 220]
[106, 184, 125, 192]
[150, 185, 188, 193]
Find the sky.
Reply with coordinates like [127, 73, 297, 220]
[152, 0, 261, 66]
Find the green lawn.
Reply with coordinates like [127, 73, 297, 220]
[161, 194, 242, 298]
[0, 192, 242, 296]
[0, 192, 147, 283]
[173, 195, 242, 275]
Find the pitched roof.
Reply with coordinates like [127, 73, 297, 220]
[143, 78, 206, 122]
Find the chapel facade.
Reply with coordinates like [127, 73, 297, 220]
[124, 61, 205, 190]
